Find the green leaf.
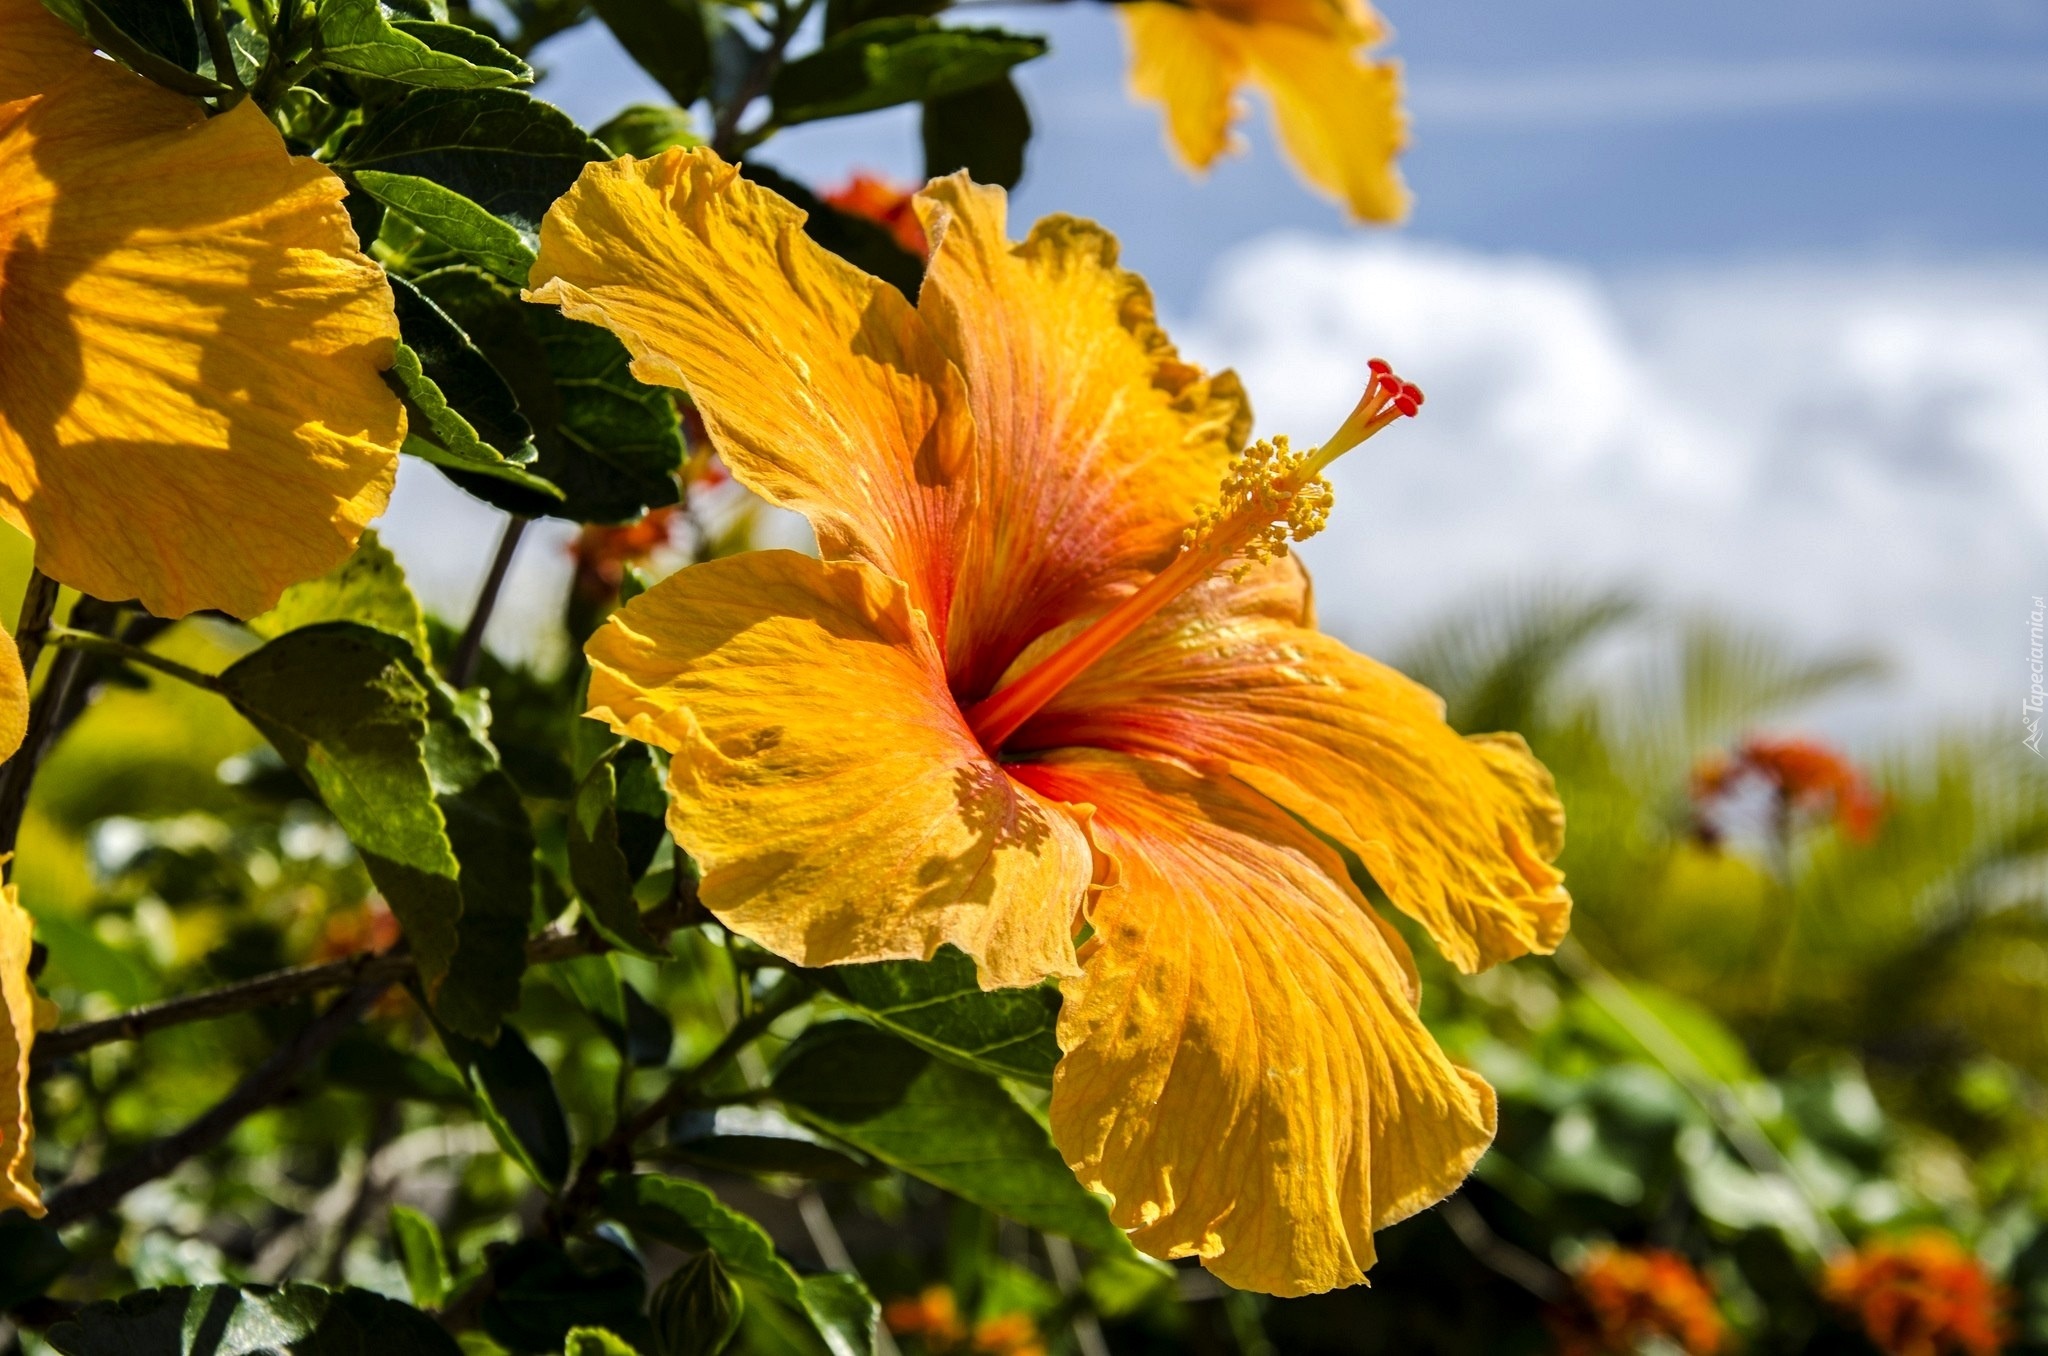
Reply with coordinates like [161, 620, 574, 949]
[564, 1330, 644, 1356]
[822, 0, 943, 41]
[218, 626, 459, 968]
[220, 624, 534, 1038]
[593, 0, 711, 106]
[415, 266, 685, 522]
[568, 743, 669, 957]
[922, 74, 1030, 189]
[669, 1106, 882, 1182]
[356, 171, 539, 286]
[46, 1284, 462, 1355]
[338, 87, 605, 239]
[736, 163, 923, 301]
[773, 1022, 1127, 1254]
[390, 1206, 454, 1310]
[248, 529, 433, 665]
[556, 954, 673, 1065]
[0, 1211, 70, 1309]
[594, 104, 702, 157]
[600, 1175, 876, 1356]
[315, 0, 530, 87]
[770, 19, 1045, 126]
[324, 1033, 473, 1106]
[482, 1239, 652, 1355]
[387, 275, 533, 452]
[379, 277, 565, 500]
[817, 946, 1059, 1085]
[435, 1020, 573, 1188]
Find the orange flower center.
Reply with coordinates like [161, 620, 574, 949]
[965, 360, 1423, 751]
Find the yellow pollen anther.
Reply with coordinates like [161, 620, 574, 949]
[965, 360, 1423, 752]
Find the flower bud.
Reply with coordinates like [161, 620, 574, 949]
[652, 1250, 745, 1356]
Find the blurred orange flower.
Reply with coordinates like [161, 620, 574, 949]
[1550, 1246, 1726, 1356]
[1692, 735, 1884, 844]
[533, 148, 1567, 1295]
[1118, 0, 1407, 222]
[823, 171, 930, 259]
[884, 1286, 1045, 1356]
[572, 506, 685, 607]
[1824, 1234, 2008, 1356]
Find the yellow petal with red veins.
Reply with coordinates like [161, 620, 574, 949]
[0, 628, 24, 763]
[585, 549, 1093, 987]
[1120, 4, 1245, 172]
[1, 883, 43, 1216]
[1013, 560, 1568, 973]
[1237, 18, 1408, 223]
[0, 0, 402, 619]
[527, 150, 973, 636]
[914, 176, 1249, 695]
[1012, 749, 1496, 1296]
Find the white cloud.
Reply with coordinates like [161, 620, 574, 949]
[1173, 238, 2048, 731]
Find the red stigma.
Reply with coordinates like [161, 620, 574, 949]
[1393, 394, 1420, 417]
[1367, 357, 1393, 376]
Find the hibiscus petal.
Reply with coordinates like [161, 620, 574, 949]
[1015, 560, 1569, 972]
[1, 884, 42, 1216]
[1012, 749, 1495, 1296]
[1, 627, 24, 762]
[1119, 4, 1244, 172]
[0, 1, 402, 618]
[1237, 17, 1409, 223]
[914, 176, 1250, 696]
[528, 150, 972, 633]
[586, 549, 1093, 987]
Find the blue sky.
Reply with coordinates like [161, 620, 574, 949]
[532, 0, 2048, 305]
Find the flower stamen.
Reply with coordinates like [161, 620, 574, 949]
[965, 359, 1422, 751]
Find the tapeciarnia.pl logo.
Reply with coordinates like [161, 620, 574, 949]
[2028, 595, 2045, 756]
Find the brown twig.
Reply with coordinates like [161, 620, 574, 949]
[450, 516, 528, 689]
[9, 569, 61, 685]
[0, 583, 109, 870]
[1438, 1194, 1569, 1304]
[34, 891, 700, 1067]
[41, 977, 396, 1227]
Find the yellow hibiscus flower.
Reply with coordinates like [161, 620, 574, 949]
[532, 149, 1567, 1295]
[1122, 0, 1408, 223]
[0, 0, 404, 620]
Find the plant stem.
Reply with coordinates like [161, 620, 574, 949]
[799, 1193, 903, 1356]
[41, 976, 395, 1227]
[10, 569, 60, 685]
[451, 515, 528, 689]
[42, 628, 221, 692]
[1437, 1195, 1568, 1303]
[547, 977, 809, 1235]
[0, 577, 95, 872]
[33, 886, 703, 1067]
[196, 0, 248, 99]
[710, 0, 813, 157]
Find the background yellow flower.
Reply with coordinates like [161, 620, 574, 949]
[1120, 0, 1408, 223]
